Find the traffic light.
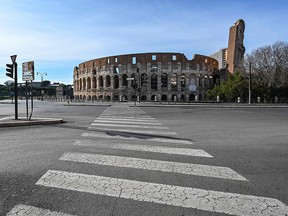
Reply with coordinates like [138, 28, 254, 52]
[6, 63, 13, 78]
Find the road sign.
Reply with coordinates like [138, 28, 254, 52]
[22, 61, 35, 81]
[10, 55, 17, 64]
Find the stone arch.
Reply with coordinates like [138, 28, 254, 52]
[181, 94, 185, 101]
[161, 73, 168, 87]
[122, 74, 128, 87]
[106, 75, 111, 87]
[181, 73, 186, 89]
[172, 94, 177, 101]
[189, 94, 195, 101]
[188, 74, 197, 92]
[92, 77, 97, 89]
[151, 74, 157, 90]
[141, 95, 147, 101]
[83, 79, 86, 90]
[79, 79, 82, 91]
[161, 95, 167, 101]
[99, 76, 103, 87]
[87, 77, 91, 89]
[122, 95, 128, 101]
[113, 95, 119, 101]
[132, 95, 137, 101]
[141, 73, 148, 86]
[114, 75, 119, 89]
[105, 95, 111, 101]
[171, 73, 177, 90]
[131, 73, 136, 89]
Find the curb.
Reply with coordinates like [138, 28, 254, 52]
[0, 117, 64, 128]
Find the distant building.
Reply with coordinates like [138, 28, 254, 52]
[210, 48, 227, 70]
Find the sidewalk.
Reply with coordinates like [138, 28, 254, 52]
[0, 116, 63, 128]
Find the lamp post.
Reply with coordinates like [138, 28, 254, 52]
[37, 72, 47, 85]
[249, 62, 252, 105]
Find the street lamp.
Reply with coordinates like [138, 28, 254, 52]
[36, 72, 47, 84]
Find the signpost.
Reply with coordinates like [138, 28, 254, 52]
[22, 61, 34, 81]
[22, 61, 35, 120]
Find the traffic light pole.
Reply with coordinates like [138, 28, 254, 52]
[6, 56, 18, 120]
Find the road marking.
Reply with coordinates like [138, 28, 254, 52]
[59, 152, 245, 180]
[97, 117, 158, 122]
[88, 126, 177, 135]
[82, 132, 193, 144]
[93, 120, 162, 125]
[90, 123, 169, 130]
[100, 116, 155, 120]
[36, 170, 288, 216]
[6, 204, 75, 216]
[74, 140, 212, 157]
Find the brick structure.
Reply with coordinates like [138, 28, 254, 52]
[226, 19, 245, 74]
[73, 53, 218, 102]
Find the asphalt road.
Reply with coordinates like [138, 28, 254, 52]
[0, 100, 287, 215]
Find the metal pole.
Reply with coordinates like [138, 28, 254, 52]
[249, 62, 251, 105]
[29, 81, 33, 120]
[14, 62, 18, 120]
[26, 81, 29, 119]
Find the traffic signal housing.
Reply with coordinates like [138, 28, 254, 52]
[6, 63, 13, 78]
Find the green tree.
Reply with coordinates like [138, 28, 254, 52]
[206, 72, 248, 102]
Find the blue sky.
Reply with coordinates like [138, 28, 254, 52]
[1, 0, 287, 85]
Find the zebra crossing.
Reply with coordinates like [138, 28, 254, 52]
[7, 104, 288, 216]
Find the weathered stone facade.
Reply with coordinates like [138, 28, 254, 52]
[227, 19, 245, 74]
[73, 53, 218, 102]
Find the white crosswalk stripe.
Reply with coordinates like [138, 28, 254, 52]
[90, 122, 169, 129]
[82, 132, 193, 144]
[88, 126, 177, 135]
[97, 117, 158, 122]
[93, 119, 163, 125]
[73, 140, 210, 157]
[59, 152, 246, 180]
[36, 170, 288, 216]
[6, 204, 75, 216]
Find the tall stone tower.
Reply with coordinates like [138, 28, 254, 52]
[226, 19, 245, 74]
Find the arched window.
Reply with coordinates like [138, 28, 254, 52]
[151, 74, 157, 90]
[83, 78, 86, 90]
[181, 74, 186, 88]
[131, 73, 136, 89]
[99, 76, 103, 87]
[141, 73, 148, 86]
[161, 73, 168, 87]
[106, 75, 111, 87]
[171, 73, 177, 90]
[87, 77, 91, 89]
[114, 75, 119, 89]
[92, 77, 97, 89]
[122, 74, 128, 87]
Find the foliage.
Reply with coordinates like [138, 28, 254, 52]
[244, 41, 288, 102]
[206, 72, 248, 102]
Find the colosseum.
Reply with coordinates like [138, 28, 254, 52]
[73, 19, 245, 102]
[73, 53, 220, 102]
